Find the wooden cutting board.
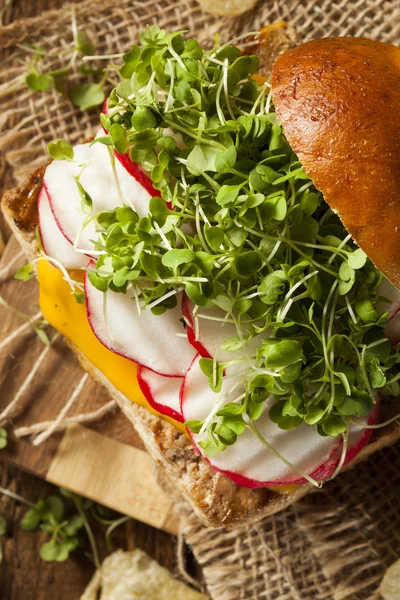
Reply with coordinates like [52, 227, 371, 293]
[0, 235, 179, 535]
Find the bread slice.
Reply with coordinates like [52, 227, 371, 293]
[3, 26, 400, 529]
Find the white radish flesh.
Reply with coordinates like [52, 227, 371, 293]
[85, 271, 196, 377]
[38, 187, 88, 270]
[378, 278, 400, 344]
[44, 131, 152, 254]
[182, 295, 267, 364]
[137, 366, 183, 422]
[181, 355, 378, 487]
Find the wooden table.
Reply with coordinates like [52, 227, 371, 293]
[0, 2, 179, 598]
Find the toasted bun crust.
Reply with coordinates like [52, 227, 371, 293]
[271, 37, 400, 289]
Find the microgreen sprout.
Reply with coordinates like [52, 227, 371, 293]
[0, 485, 132, 565]
[0, 516, 6, 565]
[23, 9, 108, 111]
[0, 428, 7, 450]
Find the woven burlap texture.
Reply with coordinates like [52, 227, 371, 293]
[1, 1, 400, 599]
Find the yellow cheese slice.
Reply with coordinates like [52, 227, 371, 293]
[37, 259, 185, 432]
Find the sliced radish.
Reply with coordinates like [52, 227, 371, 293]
[378, 278, 400, 344]
[85, 267, 196, 377]
[182, 294, 266, 363]
[44, 131, 152, 254]
[102, 99, 161, 199]
[112, 151, 161, 199]
[137, 366, 183, 422]
[181, 354, 379, 487]
[38, 187, 88, 270]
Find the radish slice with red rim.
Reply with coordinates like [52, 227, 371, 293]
[102, 99, 161, 199]
[38, 187, 88, 270]
[85, 268, 196, 377]
[181, 354, 379, 487]
[113, 151, 161, 199]
[137, 366, 183, 422]
[44, 132, 152, 255]
[182, 294, 266, 363]
[378, 278, 400, 345]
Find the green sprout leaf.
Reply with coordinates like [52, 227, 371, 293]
[76, 31, 95, 56]
[187, 144, 220, 174]
[21, 509, 40, 531]
[70, 83, 105, 111]
[235, 251, 262, 277]
[216, 185, 240, 206]
[0, 428, 7, 450]
[322, 415, 347, 437]
[47, 139, 74, 161]
[217, 424, 237, 446]
[355, 299, 378, 324]
[347, 248, 367, 270]
[258, 271, 286, 305]
[300, 191, 319, 215]
[110, 123, 129, 154]
[131, 107, 157, 132]
[162, 249, 195, 269]
[337, 391, 373, 417]
[15, 263, 35, 281]
[73, 177, 93, 216]
[120, 45, 140, 78]
[25, 70, 53, 92]
[215, 145, 237, 174]
[261, 339, 303, 369]
[0, 517, 7, 537]
[185, 420, 204, 433]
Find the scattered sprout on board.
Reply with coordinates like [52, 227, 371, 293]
[22, 10, 108, 111]
[17, 487, 129, 565]
[0, 428, 7, 450]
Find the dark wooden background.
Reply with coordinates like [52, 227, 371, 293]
[0, 1, 178, 598]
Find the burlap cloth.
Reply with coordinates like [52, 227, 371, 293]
[1, 1, 400, 598]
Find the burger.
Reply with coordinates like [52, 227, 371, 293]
[3, 25, 400, 528]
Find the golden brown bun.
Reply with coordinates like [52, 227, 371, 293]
[271, 37, 400, 289]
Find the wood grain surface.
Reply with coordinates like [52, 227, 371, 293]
[0, 1, 182, 598]
[0, 235, 178, 535]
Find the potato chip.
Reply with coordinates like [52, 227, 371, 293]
[381, 559, 400, 600]
[81, 548, 209, 600]
[196, 0, 257, 16]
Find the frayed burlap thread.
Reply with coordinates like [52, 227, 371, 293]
[1, 1, 400, 599]
[180, 442, 400, 599]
